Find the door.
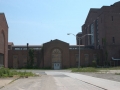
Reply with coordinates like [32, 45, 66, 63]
[52, 49, 62, 69]
[54, 63, 61, 70]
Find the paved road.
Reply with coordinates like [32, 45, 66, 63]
[1, 70, 120, 90]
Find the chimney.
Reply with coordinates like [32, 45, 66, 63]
[27, 43, 29, 50]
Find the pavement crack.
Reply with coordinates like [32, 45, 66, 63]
[76, 78, 107, 90]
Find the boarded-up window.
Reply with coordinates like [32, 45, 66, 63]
[23, 55, 27, 66]
[75, 54, 79, 67]
[93, 54, 97, 61]
[34, 57, 37, 66]
[84, 54, 89, 66]
[75, 54, 79, 62]
[13, 55, 18, 68]
[0, 54, 4, 67]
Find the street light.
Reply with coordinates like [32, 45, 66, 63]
[67, 33, 93, 70]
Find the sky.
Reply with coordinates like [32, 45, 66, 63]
[0, 0, 119, 45]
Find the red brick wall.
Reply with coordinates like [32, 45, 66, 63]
[43, 40, 70, 69]
[0, 13, 8, 67]
[81, 2, 120, 63]
[69, 49, 103, 67]
[8, 50, 43, 68]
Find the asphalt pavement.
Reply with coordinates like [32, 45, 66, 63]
[1, 70, 120, 90]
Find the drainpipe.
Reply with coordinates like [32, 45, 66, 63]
[111, 57, 120, 66]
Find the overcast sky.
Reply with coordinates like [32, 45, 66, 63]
[0, 0, 119, 45]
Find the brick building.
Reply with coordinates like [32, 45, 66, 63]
[77, 1, 120, 66]
[0, 13, 8, 67]
[8, 39, 102, 69]
[1, 1, 120, 69]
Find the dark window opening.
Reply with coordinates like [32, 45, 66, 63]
[0, 53, 4, 67]
[112, 16, 113, 21]
[112, 37, 115, 44]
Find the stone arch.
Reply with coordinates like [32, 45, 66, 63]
[51, 48, 62, 69]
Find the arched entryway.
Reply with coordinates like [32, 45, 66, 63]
[52, 48, 62, 70]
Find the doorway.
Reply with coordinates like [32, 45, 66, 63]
[52, 49, 62, 70]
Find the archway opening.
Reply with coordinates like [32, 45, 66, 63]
[52, 49, 62, 70]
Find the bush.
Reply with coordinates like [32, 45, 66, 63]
[92, 60, 97, 67]
[0, 68, 35, 78]
[71, 67, 98, 72]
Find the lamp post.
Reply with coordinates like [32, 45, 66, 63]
[67, 33, 93, 70]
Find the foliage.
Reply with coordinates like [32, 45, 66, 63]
[69, 66, 120, 72]
[27, 49, 35, 68]
[0, 67, 35, 78]
[115, 73, 120, 75]
[70, 67, 98, 72]
[92, 60, 97, 67]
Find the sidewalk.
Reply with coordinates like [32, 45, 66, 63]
[64, 72, 120, 90]
[0, 77, 17, 89]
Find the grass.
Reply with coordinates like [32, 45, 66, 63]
[0, 67, 36, 78]
[68, 66, 120, 72]
[97, 66, 120, 70]
[69, 67, 98, 72]
[115, 73, 120, 75]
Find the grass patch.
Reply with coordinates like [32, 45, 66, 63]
[0, 67, 36, 78]
[115, 73, 120, 75]
[97, 66, 120, 70]
[69, 67, 98, 72]
[68, 66, 120, 72]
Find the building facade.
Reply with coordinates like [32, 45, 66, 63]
[1, 2, 120, 69]
[76, 1, 120, 66]
[0, 13, 8, 67]
[8, 39, 102, 69]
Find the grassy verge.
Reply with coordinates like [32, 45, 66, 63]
[97, 66, 120, 70]
[115, 73, 120, 75]
[0, 67, 36, 78]
[69, 67, 98, 72]
[68, 66, 120, 72]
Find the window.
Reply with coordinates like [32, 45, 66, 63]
[96, 19, 98, 25]
[93, 54, 97, 61]
[98, 39, 99, 42]
[91, 24, 94, 45]
[15, 48, 21, 50]
[112, 37, 115, 44]
[75, 54, 79, 67]
[76, 54, 79, 62]
[0, 54, 4, 66]
[111, 16, 113, 21]
[84, 54, 89, 66]
[23, 48, 27, 50]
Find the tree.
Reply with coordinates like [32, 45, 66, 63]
[27, 49, 34, 68]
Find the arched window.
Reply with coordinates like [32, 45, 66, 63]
[52, 49, 61, 63]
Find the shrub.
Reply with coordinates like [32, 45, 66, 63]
[0, 68, 35, 78]
[92, 60, 97, 67]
